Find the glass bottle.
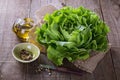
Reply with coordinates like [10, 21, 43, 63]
[12, 18, 34, 41]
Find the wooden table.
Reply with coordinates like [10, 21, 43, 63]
[0, 0, 120, 80]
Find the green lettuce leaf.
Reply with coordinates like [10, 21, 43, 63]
[36, 6, 110, 66]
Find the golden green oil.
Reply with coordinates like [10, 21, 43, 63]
[13, 18, 34, 41]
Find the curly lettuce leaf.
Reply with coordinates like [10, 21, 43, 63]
[36, 6, 110, 66]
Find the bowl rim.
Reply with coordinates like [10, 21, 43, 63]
[12, 42, 40, 63]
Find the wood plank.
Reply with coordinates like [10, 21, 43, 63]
[93, 51, 116, 80]
[0, 0, 30, 80]
[110, 47, 120, 80]
[92, 0, 117, 80]
[26, 0, 51, 80]
[100, 0, 120, 80]
[100, 0, 120, 47]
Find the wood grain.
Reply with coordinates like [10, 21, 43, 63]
[100, 0, 120, 47]
[110, 48, 120, 80]
[0, 0, 30, 80]
[94, 51, 116, 80]
[100, 0, 120, 80]
[0, 0, 119, 80]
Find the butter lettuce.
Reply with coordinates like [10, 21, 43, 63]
[36, 6, 110, 66]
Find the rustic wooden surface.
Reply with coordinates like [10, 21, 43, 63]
[0, 0, 120, 80]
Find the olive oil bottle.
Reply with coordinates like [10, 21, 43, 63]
[12, 18, 34, 41]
